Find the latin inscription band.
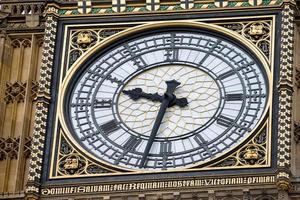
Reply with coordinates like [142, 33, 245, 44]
[42, 176, 275, 196]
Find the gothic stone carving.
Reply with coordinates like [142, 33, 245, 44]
[276, 3, 295, 191]
[0, 136, 32, 160]
[296, 68, 300, 88]
[295, 122, 300, 143]
[4, 81, 26, 104]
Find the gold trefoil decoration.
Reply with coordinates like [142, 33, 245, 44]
[211, 126, 268, 168]
[59, 154, 85, 175]
[57, 133, 110, 176]
[239, 145, 265, 165]
[248, 23, 266, 39]
[243, 21, 271, 58]
[68, 29, 124, 68]
[243, 147, 259, 160]
[221, 21, 271, 59]
[77, 32, 93, 47]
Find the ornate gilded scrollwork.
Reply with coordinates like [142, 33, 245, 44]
[68, 29, 123, 68]
[59, 154, 86, 175]
[72, 30, 97, 49]
[221, 23, 244, 34]
[221, 21, 271, 60]
[56, 134, 110, 176]
[239, 144, 265, 165]
[4, 81, 26, 104]
[211, 125, 268, 168]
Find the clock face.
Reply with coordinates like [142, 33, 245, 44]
[62, 25, 269, 171]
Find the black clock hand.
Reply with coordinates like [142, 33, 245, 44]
[123, 88, 188, 107]
[139, 80, 181, 168]
[123, 88, 163, 102]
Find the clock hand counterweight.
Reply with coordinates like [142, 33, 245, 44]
[123, 80, 188, 168]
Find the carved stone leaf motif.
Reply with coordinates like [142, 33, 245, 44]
[211, 125, 268, 168]
[57, 133, 111, 176]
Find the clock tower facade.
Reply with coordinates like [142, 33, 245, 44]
[0, 0, 300, 200]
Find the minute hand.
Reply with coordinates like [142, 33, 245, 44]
[139, 80, 181, 168]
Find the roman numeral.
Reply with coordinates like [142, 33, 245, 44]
[94, 99, 112, 108]
[193, 134, 212, 156]
[158, 142, 173, 168]
[105, 74, 124, 85]
[217, 115, 235, 127]
[217, 70, 235, 80]
[124, 136, 142, 150]
[100, 119, 119, 135]
[225, 93, 244, 101]
[114, 136, 142, 165]
[132, 56, 147, 69]
[165, 48, 179, 62]
[99, 74, 124, 86]
[123, 44, 147, 69]
[194, 134, 207, 146]
[165, 33, 180, 62]
[160, 142, 172, 154]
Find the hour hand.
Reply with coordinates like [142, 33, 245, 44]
[123, 88, 163, 102]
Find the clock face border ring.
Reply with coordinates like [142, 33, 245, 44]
[58, 21, 272, 172]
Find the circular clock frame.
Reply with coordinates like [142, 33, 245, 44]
[58, 21, 272, 172]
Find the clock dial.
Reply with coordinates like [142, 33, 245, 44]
[118, 65, 221, 139]
[62, 24, 269, 171]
